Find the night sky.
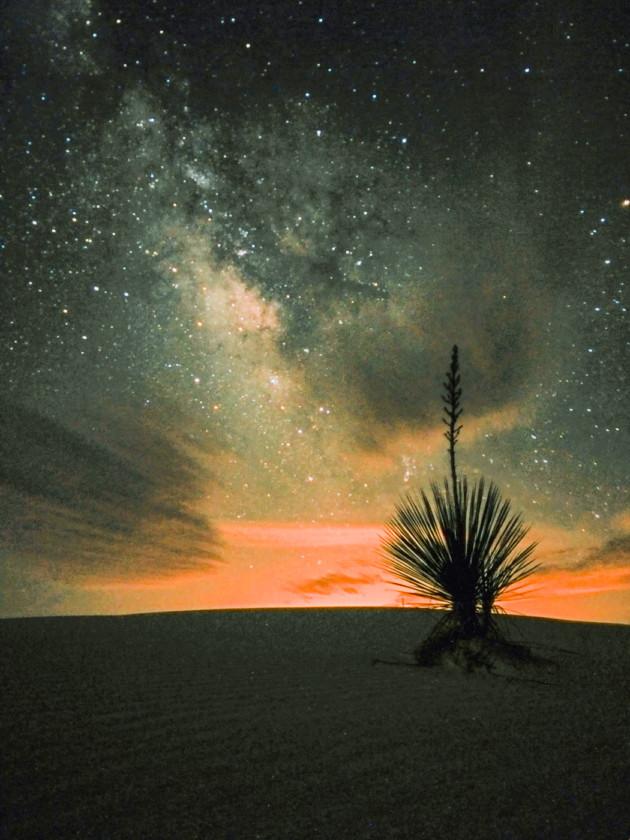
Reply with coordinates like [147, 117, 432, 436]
[1, 0, 629, 620]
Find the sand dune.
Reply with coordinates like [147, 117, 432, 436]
[1, 608, 629, 839]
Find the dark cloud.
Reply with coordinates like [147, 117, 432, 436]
[0, 403, 219, 582]
[307, 272, 545, 446]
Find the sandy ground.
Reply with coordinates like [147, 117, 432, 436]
[1, 608, 629, 839]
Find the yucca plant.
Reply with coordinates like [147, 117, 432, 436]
[383, 477, 538, 635]
[382, 346, 539, 664]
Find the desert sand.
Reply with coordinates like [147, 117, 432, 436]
[1, 608, 628, 839]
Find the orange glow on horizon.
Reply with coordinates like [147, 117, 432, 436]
[75, 520, 630, 625]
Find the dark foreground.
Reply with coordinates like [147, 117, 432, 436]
[1, 608, 629, 839]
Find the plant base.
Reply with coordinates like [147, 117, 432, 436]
[413, 612, 553, 675]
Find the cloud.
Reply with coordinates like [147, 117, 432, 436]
[579, 533, 630, 569]
[532, 529, 630, 603]
[306, 275, 545, 450]
[0, 403, 219, 583]
[293, 571, 380, 596]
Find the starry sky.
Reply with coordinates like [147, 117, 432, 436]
[1, 0, 629, 621]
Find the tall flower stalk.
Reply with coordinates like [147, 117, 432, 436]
[442, 344, 463, 509]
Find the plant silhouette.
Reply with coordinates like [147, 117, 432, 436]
[382, 345, 540, 669]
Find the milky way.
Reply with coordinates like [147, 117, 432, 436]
[1, 1, 629, 615]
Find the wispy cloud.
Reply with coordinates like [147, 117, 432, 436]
[293, 571, 381, 596]
[0, 403, 219, 583]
